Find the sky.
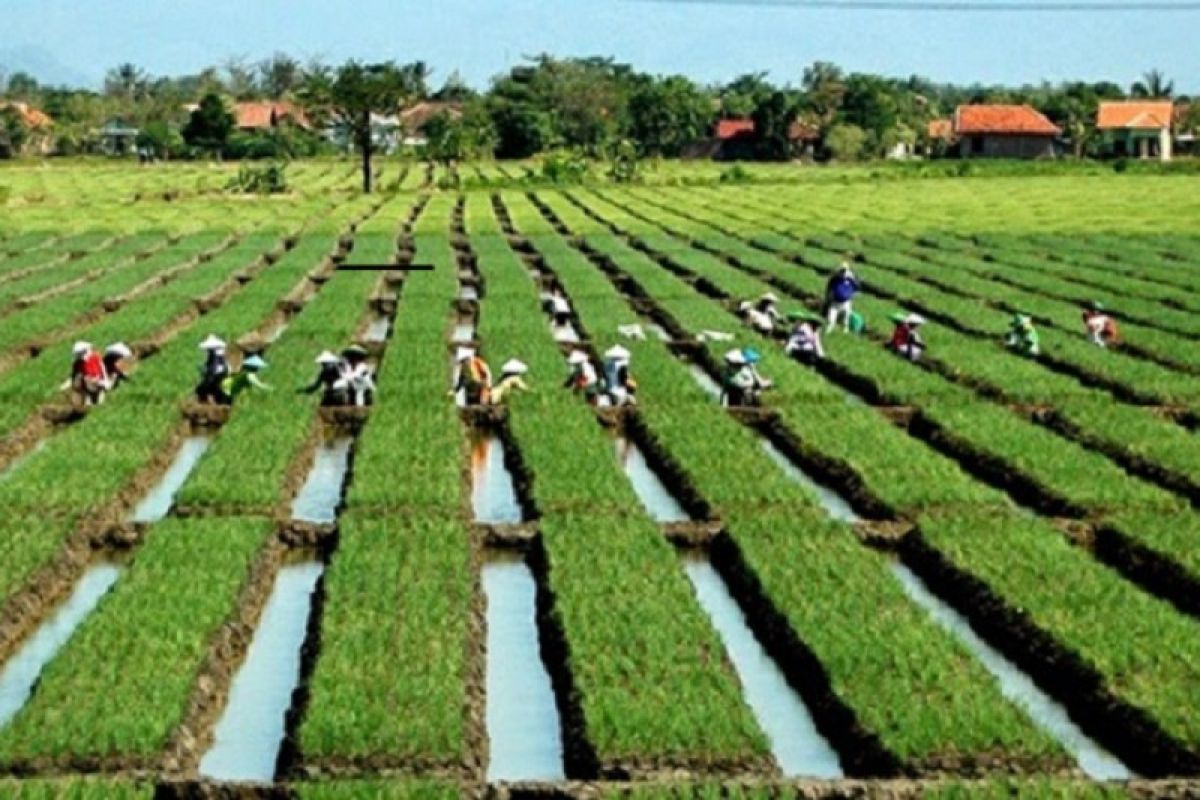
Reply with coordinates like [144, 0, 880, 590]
[1, 0, 1196, 93]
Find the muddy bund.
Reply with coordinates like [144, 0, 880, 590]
[199, 560, 323, 782]
[471, 433, 522, 524]
[890, 562, 1132, 780]
[291, 436, 353, 523]
[0, 563, 122, 727]
[129, 435, 212, 522]
[483, 553, 565, 781]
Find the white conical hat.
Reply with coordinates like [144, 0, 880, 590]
[761, 292, 779, 303]
[905, 313, 926, 326]
[105, 342, 133, 359]
[315, 350, 339, 364]
[604, 345, 631, 361]
[724, 348, 747, 364]
[199, 334, 226, 350]
[455, 347, 475, 362]
[73, 341, 92, 356]
[567, 350, 589, 365]
[501, 359, 528, 375]
[738, 301, 752, 311]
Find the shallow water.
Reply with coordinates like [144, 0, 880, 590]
[364, 316, 390, 342]
[483, 554, 565, 781]
[758, 440, 860, 523]
[290, 437, 353, 523]
[199, 561, 323, 782]
[688, 364, 722, 399]
[129, 435, 212, 522]
[889, 562, 1132, 780]
[460, 285, 479, 301]
[552, 322, 580, 343]
[0, 563, 122, 728]
[471, 434, 522, 524]
[453, 322, 475, 343]
[615, 437, 689, 522]
[646, 322, 672, 342]
[683, 555, 843, 778]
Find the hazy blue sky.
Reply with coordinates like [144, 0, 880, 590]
[2, 0, 1196, 92]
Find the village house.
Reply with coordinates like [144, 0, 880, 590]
[952, 104, 1060, 159]
[398, 101, 463, 147]
[683, 117, 818, 160]
[1096, 100, 1173, 161]
[97, 118, 140, 156]
[233, 101, 310, 132]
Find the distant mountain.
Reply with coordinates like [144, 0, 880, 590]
[0, 45, 94, 89]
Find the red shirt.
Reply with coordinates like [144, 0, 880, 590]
[890, 324, 912, 349]
[81, 352, 105, 381]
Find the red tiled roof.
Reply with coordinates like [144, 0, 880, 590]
[399, 101, 462, 132]
[787, 120, 819, 142]
[954, 104, 1060, 136]
[234, 101, 310, 130]
[0, 102, 52, 128]
[1096, 101, 1173, 130]
[715, 118, 755, 140]
[927, 119, 953, 140]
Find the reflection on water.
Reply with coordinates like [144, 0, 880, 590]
[471, 434, 522, 523]
[615, 437, 688, 522]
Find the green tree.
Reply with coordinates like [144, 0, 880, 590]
[137, 120, 185, 160]
[824, 123, 866, 161]
[801, 61, 846, 134]
[1131, 69, 1174, 99]
[258, 53, 301, 99]
[0, 107, 29, 158]
[182, 93, 234, 157]
[627, 75, 712, 156]
[299, 60, 425, 192]
[751, 90, 795, 161]
[104, 63, 148, 103]
[4, 72, 41, 101]
[720, 72, 774, 118]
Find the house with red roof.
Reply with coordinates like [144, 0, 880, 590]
[233, 101, 310, 132]
[952, 104, 1060, 159]
[683, 117, 819, 160]
[1096, 101, 1173, 161]
[0, 102, 54, 155]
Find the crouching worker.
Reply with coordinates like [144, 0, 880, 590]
[601, 345, 637, 407]
[491, 359, 530, 405]
[453, 347, 492, 406]
[1082, 301, 1118, 348]
[886, 313, 927, 362]
[563, 349, 600, 405]
[1005, 314, 1040, 357]
[63, 341, 108, 406]
[342, 345, 376, 406]
[195, 335, 231, 404]
[721, 348, 772, 407]
[739, 299, 776, 335]
[301, 351, 349, 406]
[220, 354, 270, 404]
[785, 311, 825, 366]
[103, 343, 133, 392]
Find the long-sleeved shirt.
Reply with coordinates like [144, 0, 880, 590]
[491, 374, 529, 405]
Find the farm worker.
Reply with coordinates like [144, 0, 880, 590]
[886, 313, 926, 362]
[102, 343, 134, 390]
[739, 301, 776, 335]
[301, 351, 349, 407]
[824, 263, 861, 333]
[491, 359, 530, 405]
[1006, 314, 1040, 356]
[784, 312, 825, 366]
[547, 288, 573, 328]
[1082, 301, 1118, 347]
[195, 335, 231, 404]
[452, 347, 492, 406]
[342, 345, 376, 406]
[563, 349, 600, 404]
[63, 341, 108, 406]
[601, 345, 638, 407]
[721, 348, 772, 407]
[220, 355, 271, 404]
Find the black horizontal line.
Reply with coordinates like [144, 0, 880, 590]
[338, 264, 434, 271]
[629, 0, 1200, 10]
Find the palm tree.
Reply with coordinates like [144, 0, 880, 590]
[1131, 69, 1174, 99]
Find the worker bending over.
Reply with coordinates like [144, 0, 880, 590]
[453, 347, 492, 406]
[563, 349, 600, 404]
[601, 345, 637, 407]
[302, 351, 349, 407]
[491, 359, 530, 405]
[887, 313, 926, 362]
[545, 287, 573, 329]
[220, 355, 270, 404]
[785, 312, 825, 365]
[102, 343, 133, 391]
[342, 345, 376, 406]
[721, 348, 772, 407]
[1082, 301, 1118, 348]
[825, 263, 861, 333]
[196, 335, 231, 404]
[1006, 314, 1040, 356]
[64, 341, 108, 406]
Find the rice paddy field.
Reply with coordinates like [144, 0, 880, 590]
[0, 158, 1198, 799]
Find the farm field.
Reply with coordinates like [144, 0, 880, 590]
[0, 161, 1198, 799]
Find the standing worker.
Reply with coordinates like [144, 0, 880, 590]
[491, 359, 531, 405]
[721, 348, 772, 407]
[342, 345, 377, 406]
[1082, 301, 1119, 348]
[220, 354, 271, 404]
[825, 262, 861, 333]
[301, 351, 349, 407]
[886, 313, 927, 362]
[563, 349, 600, 404]
[64, 341, 108, 406]
[196, 335, 231, 405]
[785, 312, 825, 365]
[453, 347, 492, 406]
[1006, 314, 1040, 356]
[601, 345, 638, 407]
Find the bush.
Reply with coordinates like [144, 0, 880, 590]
[718, 164, 753, 184]
[540, 149, 590, 184]
[825, 124, 867, 162]
[1112, 158, 1130, 174]
[226, 163, 289, 194]
[0, 185, 9, 205]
